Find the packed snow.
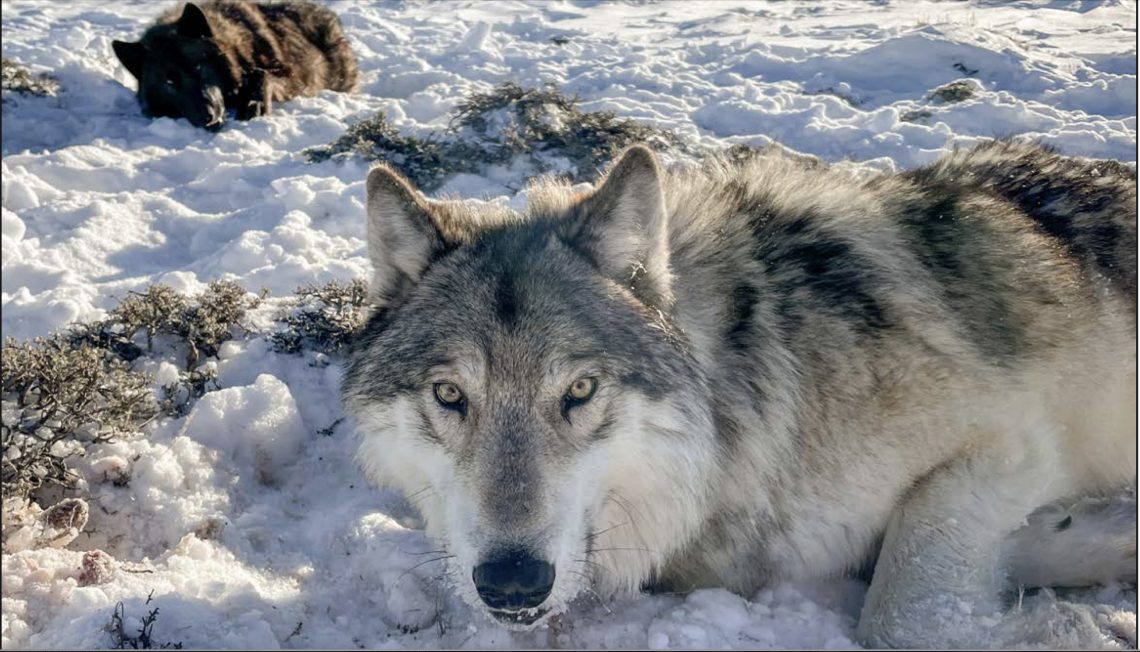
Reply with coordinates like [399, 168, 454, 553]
[2, 0, 1136, 648]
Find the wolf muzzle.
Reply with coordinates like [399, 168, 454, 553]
[198, 86, 226, 131]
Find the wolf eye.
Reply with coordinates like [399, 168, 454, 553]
[561, 377, 597, 421]
[568, 377, 597, 400]
[433, 382, 466, 415]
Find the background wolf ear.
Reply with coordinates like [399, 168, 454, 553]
[365, 165, 448, 306]
[568, 145, 673, 309]
[177, 3, 213, 39]
[112, 40, 145, 79]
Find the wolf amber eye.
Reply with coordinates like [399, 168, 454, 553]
[568, 377, 597, 401]
[433, 382, 465, 412]
[561, 377, 597, 422]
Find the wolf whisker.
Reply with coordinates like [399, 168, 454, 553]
[572, 558, 605, 572]
[398, 548, 451, 556]
[586, 521, 627, 542]
[398, 555, 456, 581]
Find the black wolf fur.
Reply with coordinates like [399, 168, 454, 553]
[113, 0, 359, 130]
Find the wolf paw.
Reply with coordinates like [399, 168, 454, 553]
[1006, 489, 1137, 589]
[238, 69, 273, 120]
[1005, 593, 1136, 649]
[240, 100, 269, 119]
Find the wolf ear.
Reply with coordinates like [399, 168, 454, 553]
[177, 3, 213, 39]
[568, 145, 673, 308]
[112, 40, 145, 79]
[365, 165, 448, 306]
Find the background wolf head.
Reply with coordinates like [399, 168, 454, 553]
[343, 147, 717, 626]
[113, 3, 236, 130]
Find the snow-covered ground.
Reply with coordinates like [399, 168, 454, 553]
[2, 0, 1136, 648]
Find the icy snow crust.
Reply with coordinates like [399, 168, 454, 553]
[2, 0, 1136, 648]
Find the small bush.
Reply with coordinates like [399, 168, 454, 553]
[1, 58, 60, 99]
[159, 366, 220, 418]
[2, 281, 260, 512]
[454, 81, 682, 182]
[103, 281, 261, 367]
[1, 278, 376, 555]
[108, 285, 189, 355]
[713, 143, 826, 172]
[184, 280, 264, 361]
[900, 108, 934, 123]
[306, 82, 682, 191]
[106, 593, 183, 650]
[305, 112, 474, 191]
[928, 79, 977, 104]
[1, 336, 156, 502]
[271, 279, 369, 356]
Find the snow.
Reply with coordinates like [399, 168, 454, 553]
[1, 0, 1136, 648]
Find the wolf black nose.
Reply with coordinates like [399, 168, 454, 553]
[472, 548, 555, 611]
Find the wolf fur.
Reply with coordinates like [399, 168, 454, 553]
[343, 140, 1137, 647]
[112, 0, 358, 130]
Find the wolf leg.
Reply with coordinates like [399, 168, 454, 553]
[1003, 488, 1137, 589]
[855, 436, 1127, 648]
[237, 69, 274, 120]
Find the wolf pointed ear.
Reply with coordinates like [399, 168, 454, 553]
[112, 40, 145, 79]
[177, 3, 213, 39]
[568, 145, 673, 308]
[365, 165, 448, 306]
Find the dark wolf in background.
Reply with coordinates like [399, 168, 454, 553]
[113, 0, 358, 130]
[344, 139, 1137, 647]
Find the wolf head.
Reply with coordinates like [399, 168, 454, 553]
[113, 3, 235, 130]
[343, 147, 718, 627]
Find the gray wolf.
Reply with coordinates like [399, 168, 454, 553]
[343, 140, 1137, 647]
[112, 0, 358, 130]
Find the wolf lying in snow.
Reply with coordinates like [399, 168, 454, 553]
[343, 140, 1137, 647]
[112, 0, 358, 130]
